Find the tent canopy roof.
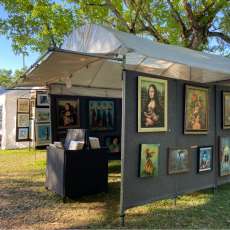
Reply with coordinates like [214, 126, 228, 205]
[20, 24, 230, 89]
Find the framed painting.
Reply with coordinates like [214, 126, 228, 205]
[36, 108, 50, 123]
[184, 85, 209, 134]
[17, 127, 29, 141]
[223, 92, 230, 129]
[219, 136, 230, 176]
[138, 76, 168, 132]
[36, 92, 50, 107]
[57, 98, 80, 128]
[139, 144, 159, 178]
[35, 123, 52, 146]
[30, 99, 36, 119]
[17, 98, 30, 113]
[104, 136, 120, 153]
[197, 146, 213, 173]
[89, 100, 115, 131]
[17, 113, 30, 127]
[168, 148, 191, 175]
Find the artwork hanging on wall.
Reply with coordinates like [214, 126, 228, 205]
[104, 136, 120, 153]
[219, 136, 230, 176]
[30, 99, 36, 119]
[36, 108, 50, 123]
[17, 113, 30, 127]
[35, 123, 51, 146]
[198, 146, 213, 173]
[223, 92, 230, 129]
[168, 148, 191, 175]
[138, 76, 168, 132]
[89, 100, 115, 131]
[36, 92, 50, 107]
[184, 85, 209, 134]
[17, 128, 29, 141]
[139, 144, 159, 178]
[57, 98, 80, 128]
[17, 98, 30, 113]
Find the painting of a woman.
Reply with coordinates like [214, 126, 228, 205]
[138, 76, 168, 132]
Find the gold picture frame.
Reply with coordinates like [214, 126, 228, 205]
[223, 92, 230, 129]
[138, 76, 168, 132]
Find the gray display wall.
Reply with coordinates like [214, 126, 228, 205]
[121, 70, 230, 213]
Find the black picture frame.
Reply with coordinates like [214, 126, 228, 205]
[36, 91, 50, 107]
[16, 127, 30, 142]
[197, 146, 213, 173]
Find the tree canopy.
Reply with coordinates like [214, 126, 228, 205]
[0, 0, 229, 55]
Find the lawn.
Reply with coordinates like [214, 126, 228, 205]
[1, 149, 230, 229]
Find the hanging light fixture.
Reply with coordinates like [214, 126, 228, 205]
[65, 74, 72, 89]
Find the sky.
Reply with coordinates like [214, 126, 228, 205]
[0, 5, 40, 72]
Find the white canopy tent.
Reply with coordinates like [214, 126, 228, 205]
[20, 24, 230, 97]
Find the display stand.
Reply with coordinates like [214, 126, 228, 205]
[45, 145, 108, 200]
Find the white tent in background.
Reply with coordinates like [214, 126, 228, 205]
[19, 24, 230, 95]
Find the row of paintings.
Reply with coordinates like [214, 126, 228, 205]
[139, 136, 230, 178]
[56, 99, 115, 131]
[138, 76, 230, 133]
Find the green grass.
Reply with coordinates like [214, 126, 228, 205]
[1, 149, 230, 229]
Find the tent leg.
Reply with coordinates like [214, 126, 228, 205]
[120, 213, 125, 227]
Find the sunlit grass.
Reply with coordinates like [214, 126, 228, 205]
[1, 149, 230, 229]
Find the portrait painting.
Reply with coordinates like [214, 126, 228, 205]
[89, 100, 115, 131]
[219, 136, 230, 176]
[17, 113, 30, 127]
[168, 148, 190, 175]
[138, 76, 168, 132]
[36, 92, 49, 107]
[36, 108, 50, 123]
[223, 92, 230, 129]
[35, 123, 51, 146]
[198, 146, 213, 173]
[17, 98, 30, 113]
[57, 98, 80, 129]
[139, 144, 159, 178]
[104, 136, 120, 153]
[184, 85, 209, 134]
[17, 128, 29, 141]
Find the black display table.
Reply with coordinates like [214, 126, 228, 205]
[45, 146, 108, 200]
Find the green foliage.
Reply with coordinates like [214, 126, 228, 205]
[0, 68, 25, 87]
[0, 0, 76, 54]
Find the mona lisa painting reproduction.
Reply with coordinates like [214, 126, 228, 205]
[138, 76, 168, 132]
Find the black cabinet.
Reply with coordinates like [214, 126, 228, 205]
[46, 146, 108, 199]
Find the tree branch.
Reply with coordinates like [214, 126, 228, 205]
[208, 31, 230, 44]
[167, 0, 189, 39]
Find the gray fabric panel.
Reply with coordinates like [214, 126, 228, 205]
[122, 70, 217, 211]
[46, 146, 65, 196]
[215, 85, 230, 186]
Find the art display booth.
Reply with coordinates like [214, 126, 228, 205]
[19, 24, 230, 224]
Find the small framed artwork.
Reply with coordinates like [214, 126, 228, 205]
[168, 148, 191, 175]
[17, 113, 30, 127]
[89, 100, 115, 131]
[17, 98, 30, 113]
[223, 92, 230, 129]
[139, 144, 159, 178]
[35, 123, 52, 146]
[17, 127, 29, 141]
[57, 98, 80, 128]
[184, 85, 209, 134]
[36, 108, 50, 123]
[138, 76, 168, 132]
[30, 99, 36, 119]
[36, 92, 50, 107]
[104, 136, 120, 153]
[197, 146, 213, 173]
[219, 136, 230, 176]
